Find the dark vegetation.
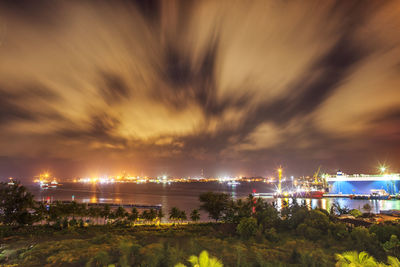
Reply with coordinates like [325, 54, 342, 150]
[1, 182, 400, 266]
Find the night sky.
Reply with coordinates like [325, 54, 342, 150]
[0, 0, 400, 180]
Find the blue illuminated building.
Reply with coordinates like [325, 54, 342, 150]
[326, 172, 400, 195]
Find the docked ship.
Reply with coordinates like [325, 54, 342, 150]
[34, 172, 60, 189]
[326, 171, 400, 196]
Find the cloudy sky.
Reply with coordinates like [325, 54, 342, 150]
[0, 0, 400, 179]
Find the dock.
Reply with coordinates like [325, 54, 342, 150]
[253, 193, 274, 198]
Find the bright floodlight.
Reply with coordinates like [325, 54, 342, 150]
[380, 166, 386, 173]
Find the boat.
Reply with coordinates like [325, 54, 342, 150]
[227, 181, 240, 186]
[40, 182, 49, 189]
[370, 189, 390, 200]
[49, 180, 58, 188]
[350, 194, 370, 200]
[7, 177, 15, 186]
[35, 172, 60, 189]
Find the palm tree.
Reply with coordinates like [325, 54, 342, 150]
[388, 256, 400, 267]
[335, 251, 378, 267]
[180, 210, 187, 222]
[157, 209, 164, 222]
[101, 204, 111, 224]
[88, 206, 100, 224]
[114, 206, 127, 223]
[141, 210, 149, 224]
[128, 207, 139, 224]
[190, 209, 200, 222]
[169, 207, 181, 223]
[174, 250, 223, 267]
[148, 209, 157, 223]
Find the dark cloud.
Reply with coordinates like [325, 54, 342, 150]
[129, 0, 161, 25]
[99, 72, 131, 105]
[0, 83, 62, 124]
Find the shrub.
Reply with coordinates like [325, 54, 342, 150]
[265, 227, 279, 242]
[349, 209, 362, 218]
[237, 217, 258, 240]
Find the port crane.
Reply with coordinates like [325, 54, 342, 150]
[313, 165, 321, 184]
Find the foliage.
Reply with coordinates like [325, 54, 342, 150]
[199, 192, 229, 222]
[335, 251, 377, 267]
[5, 187, 400, 267]
[335, 251, 400, 267]
[0, 182, 35, 226]
[349, 209, 362, 218]
[383, 235, 400, 258]
[190, 209, 200, 222]
[350, 227, 386, 260]
[169, 207, 187, 222]
[237, 217, 258, 240]
[141, 209, 158, 223]
[129, 207, 139, 222]
[175, 250, 223, 267]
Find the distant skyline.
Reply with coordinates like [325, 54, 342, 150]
[0, 0, 400, 180]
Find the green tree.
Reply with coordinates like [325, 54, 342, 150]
[350, 227, 385, 260]
[48, 202, 63, 224]
[175, 250, 223, 267]
[383, 235, 400, 258]
[148, 209, 157, 222]
[199, 192, 229, 222]
[180, 210, 187, 221]
[101, 204, 111, 224]
[237, 217, 258, 240]
[190, 209, 200, 222]
[114, 206, 127, 222]
[169, 207, 186, 223]
[254, 198, 279, 231]
[141, 209, 157, 223]
[0, 182, 35, 225]
[33, 202, 48, 224]
[129, 207, 139, 223]
[88, 206, 101, 224]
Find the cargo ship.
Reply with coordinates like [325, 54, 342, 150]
[326, 171, 400, 195]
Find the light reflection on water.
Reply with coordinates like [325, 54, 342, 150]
[26, 182, 400, 218]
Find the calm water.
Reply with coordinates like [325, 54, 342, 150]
[25, 182, 400, 217]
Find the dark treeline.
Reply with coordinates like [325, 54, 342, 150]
[2, 182, 400, 266]
[0, 182, 192, 227]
